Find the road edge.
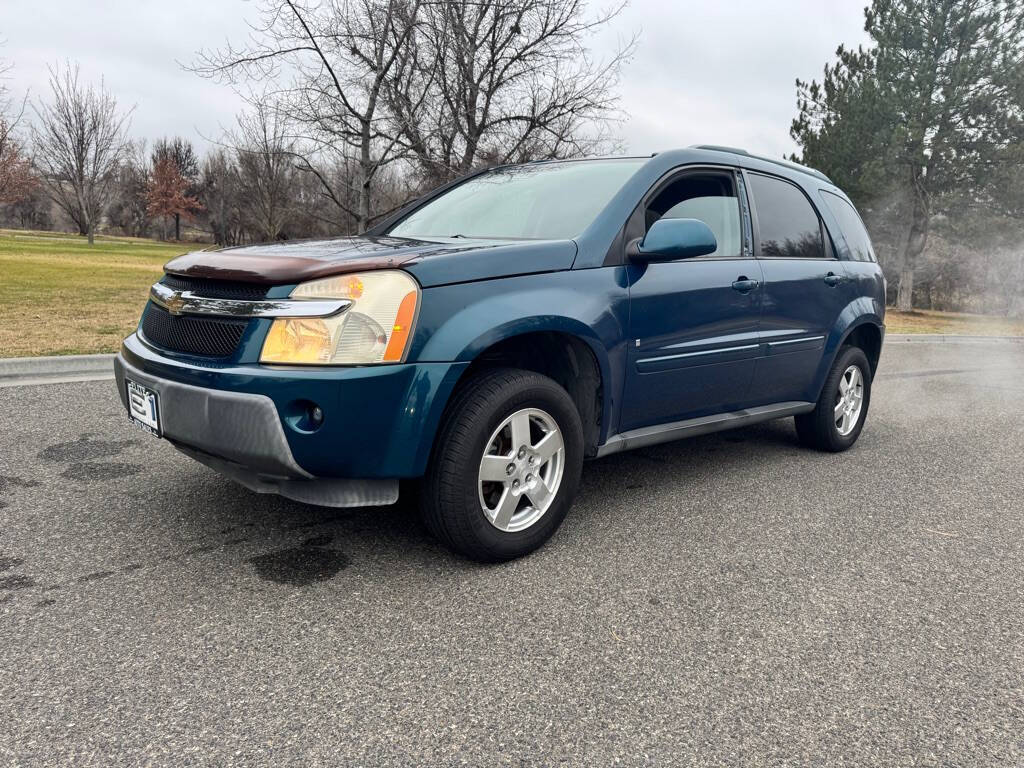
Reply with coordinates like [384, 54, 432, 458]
[0, 353, 116, 388]
[885, 333, 1024, 344]
[0, 334, 1021, 387]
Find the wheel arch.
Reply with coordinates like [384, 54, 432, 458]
[809, 299, 885, 402]
[445, 324, 612, 458]
[838, 321, 883, 378]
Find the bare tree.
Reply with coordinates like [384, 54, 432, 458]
[0, 57, 36, 205]
[200, 148, 245, 246]
[393, 0, 632, 184]
[194, 0, 424, 232]
[31, 63, 132, 244]
[232, 102, 297, 241]
[107, 140, 152, 237]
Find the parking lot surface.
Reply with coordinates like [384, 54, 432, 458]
[1, 341, 1022, 766]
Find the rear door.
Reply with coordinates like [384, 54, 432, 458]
[620, 167, 763, 431]
[744, 171, 851, 405]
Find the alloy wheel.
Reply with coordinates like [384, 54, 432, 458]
[834, 364, 865, 436]
[477, 408, 565, 532]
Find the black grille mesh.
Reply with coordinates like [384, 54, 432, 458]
[141, 303, 248, 358]
[161, 274, 270, 301]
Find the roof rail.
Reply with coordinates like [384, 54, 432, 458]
[690, 144, 832, 184]
[692, 144, 750, 156]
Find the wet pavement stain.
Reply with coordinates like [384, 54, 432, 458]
[0, 475, 41, 494]
[61, 462, 142, 482]
[249, 535, 349, 587]
[303, 534, 333, 547]
[38, 435, 140, 463]
[0, 556, 25, 572]
[0, 574, 35, 590]
[35, 598, 57, 608]
[0, 475, 41, 509]
[185, 543, 219, 555]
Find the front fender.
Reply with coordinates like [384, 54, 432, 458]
[407, 268, 631, 442]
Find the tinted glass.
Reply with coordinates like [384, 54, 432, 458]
[389, 159, 645, 241]
[821, 191, 875, 262]
[660, 196, 742, 258]
[749, 174, 824, 259]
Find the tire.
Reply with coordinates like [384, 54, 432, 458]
[794, 345, 872, 452]
[420, 367, 584, 562]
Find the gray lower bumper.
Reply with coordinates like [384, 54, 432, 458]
[113, 353, 398, 507]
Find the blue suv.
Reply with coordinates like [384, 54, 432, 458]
[115, 146, 885, 561]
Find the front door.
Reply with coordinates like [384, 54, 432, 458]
[619, 168, 763, 432]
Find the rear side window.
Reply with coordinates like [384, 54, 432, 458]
[748, 173, 825, 259]
[820, 191, 875, 262]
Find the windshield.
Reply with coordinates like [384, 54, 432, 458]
[388, 159, 645, 241]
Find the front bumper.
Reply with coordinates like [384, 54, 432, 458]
[115, 333, 467, 505]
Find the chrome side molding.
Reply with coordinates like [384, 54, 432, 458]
[150, 282, 351, 319]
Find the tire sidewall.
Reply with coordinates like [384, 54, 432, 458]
[443, 372, 583, 560]
[824, 346, 871, 450]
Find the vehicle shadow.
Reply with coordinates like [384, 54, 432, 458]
[5, 416, 813, 602]
[168, 417, 806, 572]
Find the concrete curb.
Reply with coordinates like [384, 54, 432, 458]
[0, 353, 115, 388]
[885, 334, 1024, 344]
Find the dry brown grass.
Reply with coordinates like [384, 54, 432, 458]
[885, 308, 1024, 336]
[0, 230, 189, 356]
[2, 228, 1022, 356]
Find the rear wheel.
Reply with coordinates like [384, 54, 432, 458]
[420, 368, 584, 562]
[795, 345, 871, 452]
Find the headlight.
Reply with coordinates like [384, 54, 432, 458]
[260, 271, 419, 365]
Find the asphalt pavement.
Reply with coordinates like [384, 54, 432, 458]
[1, 340, 1022, 766]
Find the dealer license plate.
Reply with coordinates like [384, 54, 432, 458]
[126, 379, 161, 436]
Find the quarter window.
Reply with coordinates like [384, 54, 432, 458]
[820, 191, 875, 262]
[749, 174, 825, 259]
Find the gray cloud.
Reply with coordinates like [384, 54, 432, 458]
[3, 0, 869, 159]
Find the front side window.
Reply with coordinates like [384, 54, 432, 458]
[820, 191, 875, 262]
[749, 173, 825, 259]
[388, 159, 645, 241]
[645, 172, 742, 259]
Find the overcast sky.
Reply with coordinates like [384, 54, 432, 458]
[2, 0, 870, 160]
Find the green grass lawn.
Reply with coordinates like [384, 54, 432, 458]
[0, 229, 190, 356]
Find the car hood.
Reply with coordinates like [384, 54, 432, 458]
[162, 236, 578, 288]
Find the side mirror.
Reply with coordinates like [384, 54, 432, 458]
[631, 218, 717, 262]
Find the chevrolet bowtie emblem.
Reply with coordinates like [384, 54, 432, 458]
[164, 292, 187, 316]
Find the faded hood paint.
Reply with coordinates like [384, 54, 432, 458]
[163, 236, 578, 288]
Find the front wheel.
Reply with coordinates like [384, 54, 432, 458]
[420, 368, 584, 562]
[795, 345, 872, 452]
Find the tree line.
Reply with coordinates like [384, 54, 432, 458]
[791, 0, 1024, 316]
[3, 0, 1024, 315]
[0, 0, 629, 246]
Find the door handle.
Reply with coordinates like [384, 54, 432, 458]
[824, 271, 843, 287]
[731, 277, 759, 293]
